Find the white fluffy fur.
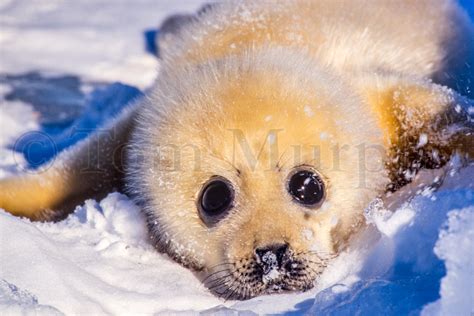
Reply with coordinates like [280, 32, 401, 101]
[1, 0, 472, 300]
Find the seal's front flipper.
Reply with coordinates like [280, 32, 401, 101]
[356, 75, 473, 191]
[0, 106, 137, 221]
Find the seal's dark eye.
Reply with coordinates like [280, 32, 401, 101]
[288, 170, 325, 206]
[198, 177, 234, 222]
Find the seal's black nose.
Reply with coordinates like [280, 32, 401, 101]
[255, 243, 289, 268]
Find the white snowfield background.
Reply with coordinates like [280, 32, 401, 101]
[0, 1, 473, 315]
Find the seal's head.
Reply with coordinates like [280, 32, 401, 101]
[128, 49, 387, 299]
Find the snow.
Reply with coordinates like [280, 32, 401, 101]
[417, 133, 429, 148]
[0, 99, 39, 177]
[0, 0, 204, 89]
[422, 207, 474, 316]
[0, 1, 473, 315]
[365, 198, 416, 237]
[304, 105, 315, 117]
[259, 252, 281, 285]
[0, 280, 63, 315]
[0, 193, 221, 315]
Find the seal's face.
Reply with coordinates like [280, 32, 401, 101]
[131, 51, 387, 299]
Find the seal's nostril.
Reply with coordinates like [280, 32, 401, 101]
[275, 243, 289, 264]
[255, 243, 289, 267]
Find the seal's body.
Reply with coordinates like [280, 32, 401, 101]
[1, 0, 473, 299]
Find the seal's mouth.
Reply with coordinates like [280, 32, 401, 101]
[258, 252, 314, 294]
[203, 250, 335, 300]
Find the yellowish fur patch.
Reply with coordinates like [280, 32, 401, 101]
[0, 0, 472, 300]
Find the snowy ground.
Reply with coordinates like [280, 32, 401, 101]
[0, 1, 473, 315]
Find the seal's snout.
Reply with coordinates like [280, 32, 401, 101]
[255, 243, 289, 281]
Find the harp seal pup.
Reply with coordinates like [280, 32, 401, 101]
[1, 0, 473, 300]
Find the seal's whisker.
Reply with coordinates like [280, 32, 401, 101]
[202, 268, 232, 283]
[205, 274, 230, 287]
[206, 275, 233, 291]
[224, 282, 240, 301]
[216, 278, 238, 300]
[208, 262, 235, 270]
[305, 250, 337, 257]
